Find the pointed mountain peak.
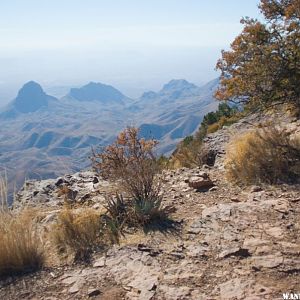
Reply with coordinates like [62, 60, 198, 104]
[17, 81, 45, 97]
[161, 79, 198, 92]
[13, 81, 56, 113]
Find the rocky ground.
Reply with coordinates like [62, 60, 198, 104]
[1, 114, 300, 300]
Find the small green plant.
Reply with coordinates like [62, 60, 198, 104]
[133, 196, 165, 226]
[105, 194, 127, 228]
[197, 103, 240, 138]
[157, 155, 170, 169]
[105, 193, 174, 233]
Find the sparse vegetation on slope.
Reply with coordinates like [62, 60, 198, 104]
[170, 103, 241, 168]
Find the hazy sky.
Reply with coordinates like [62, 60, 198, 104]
[0, 0, 261, 103]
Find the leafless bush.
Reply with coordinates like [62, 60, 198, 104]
[92, 127, 160, 200]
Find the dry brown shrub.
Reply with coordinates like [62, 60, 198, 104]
[0, 209, 44, 277]
[226, 124, 300, 185]
[92, 127, 174, 230]
[92, 127, 160, 201]
[52, 208, 115, 261]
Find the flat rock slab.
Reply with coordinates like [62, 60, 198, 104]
[188, 175, 214, 190]
[250, 253, 284, 269]
[105, 246, 161, 300]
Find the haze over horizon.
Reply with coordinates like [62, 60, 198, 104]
[0, 0, 261, 105]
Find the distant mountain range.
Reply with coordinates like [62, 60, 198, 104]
[0, 78, 219, 201]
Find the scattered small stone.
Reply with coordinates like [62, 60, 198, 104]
[250, 185, 262, 193]
[55, 177, 65, 186]
[88, 288, 101, 297]
[218, 278, 253, 300]
[80, 193, 91, 202]
[265, 226, 284, 238]
[93, 176, 99, 184]
[196, 171, 209, 179]
[93, 257, 106, 268]
[219, 247, 251, 259]
[67, 189, 78, 201]
[169, 252, 185, 259]
[290, 197, 300, 203]
[92, 203, 101, 210]
[188, 176, 214, 191]
[69, 284, 80, 294]
[230, 197, 241, 202]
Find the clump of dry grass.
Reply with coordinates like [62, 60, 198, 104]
[226, 124, 300, 185]
[0, 172, 8, 210]
[52, 208, 116, 261]
[0, 209, 44, 277]
[92, 127, 160, 200]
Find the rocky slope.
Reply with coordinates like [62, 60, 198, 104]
[1, 113, 300, 300]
